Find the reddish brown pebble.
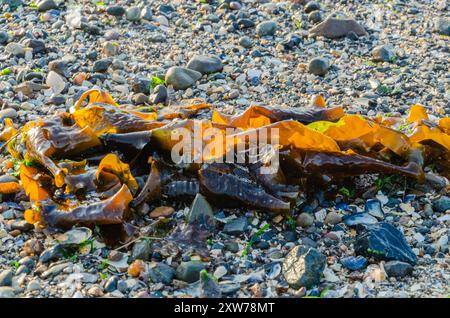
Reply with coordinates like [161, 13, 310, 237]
[149, 206, 175, 218]
[128, 260, 145, 277]
[9, 229, 21, 237]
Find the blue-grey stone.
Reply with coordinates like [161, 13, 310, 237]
[165, 67, 202, 90]
[433, 196, 450, 212]
[187, 55, 223, 75]
[176, 262, 206, 283]
[343, 212, 378, 226]
[0, 270, 13, 287]
[355, 222, 417, 265]
[341, 256, 367, 271]
[223, 217, 248, 236]
[148, 263, 175, 285]
[384, 260, 413, 278]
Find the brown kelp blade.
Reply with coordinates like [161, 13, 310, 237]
[162, 180, 200, 201]
[298, 151, 425, 181]
[130, 160, 161, 208]
[101, 131, 153, 152]
[22, 114, 101, 188]
[42, 184, 133, 228]
[249, 164, 300, 202]
[199, 163, 291, 213]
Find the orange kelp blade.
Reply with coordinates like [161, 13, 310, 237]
[19, 164, 50, 201]
[96, 154, 139, 193]
[308, 115, 411, 157]
[438, 118, 450, 135]
[212, 105, 344, 129]
[74, 88, 118, 110]
[410, 124, 450, 152]
[42, 184, 133, 228]
[0, 118, 18, 142]
[151, 119, 231, 160]
[406, 104, 429, 124]
[230, 120, 341, 153]
[73, 104, 165, 135]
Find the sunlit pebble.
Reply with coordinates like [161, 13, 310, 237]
[128, 260, 145, 277]
[73, 73, 86, 86]
[229, 2, 242, 10]
[40, 13, 53, 22]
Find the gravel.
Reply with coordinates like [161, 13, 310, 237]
[0, 0, 448, 299]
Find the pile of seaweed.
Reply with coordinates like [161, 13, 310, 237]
[0, 89, 449, 244]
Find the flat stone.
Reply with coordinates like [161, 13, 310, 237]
[0, 108, 18, 119]
[297, 213, 314, 228]
[434, 18, 450, 36]
[130, 240, 152, 262]
[10, 220, 33, 232]
[39, 244, 64, 263]
[223, 217, 248, 236]
[308, 11, 323, 24]
[149, 206, 175, 218]
[148, 263, 175, 284]
[372, 45, 395, 62]
[355, 222, 417, 265]
[187, 55, 223, 75]
[282, 246, 326, 289]
[5, 42, 24, 56]
[37, 0, 57, 12]
[165, 67, 202, 90]
[176, 262, 206, 283]
[93, 58, 112, 73]
[27, 279, 40, 292]
[141, 7, 153, 21]
[46, 71, 65, 95]
[107, 6, 125, 17]
[0, 287, 15, 298]
[305, 1, 321, 13]
[0, 270, 13, 287]
[433, 196, 450, 212]
[0, 31, 9, 44]
[384, 260, 413, 278]
[48, 60, 68, 77]
[341, 256, 367, 271]
[104, 276, 119, 293]
[256, 21, 277, 37]
[126, 7, 141, 22]
[23, 39, 46, 54]
[309, 14, 367, 39]
[324, 211, 342, 225]
[41, 263, 70, 279]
